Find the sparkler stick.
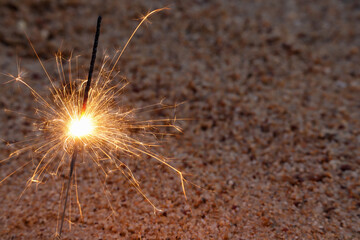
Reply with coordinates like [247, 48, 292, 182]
[82, 16, 102, 115]
[58, 145, 78, 236]
[58, 16, 102, 237]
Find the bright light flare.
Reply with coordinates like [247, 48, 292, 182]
[68, 116, 94, 138]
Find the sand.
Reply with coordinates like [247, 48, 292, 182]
[0, 0, 359, 239]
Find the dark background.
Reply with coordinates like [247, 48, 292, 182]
[0, 0, 359, 239]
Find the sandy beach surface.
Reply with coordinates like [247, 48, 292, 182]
[0, 0, 359, 239]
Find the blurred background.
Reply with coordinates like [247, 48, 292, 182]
[0, 0, 359, 239]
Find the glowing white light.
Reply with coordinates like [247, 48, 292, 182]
[69, 116, 94, 137]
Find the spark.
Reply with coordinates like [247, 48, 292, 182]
[0, 7, 188, 237]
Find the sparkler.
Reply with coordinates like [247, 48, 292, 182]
[58, 15, 102, 237]
[0, 7, 187, 237]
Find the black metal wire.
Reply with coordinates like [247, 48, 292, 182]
[58, 145, 78, 236]
[58, 15, 102, 238]
[82, 16, 102, 115]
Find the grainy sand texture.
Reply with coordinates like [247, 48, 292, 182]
[0, 0, 359, 239]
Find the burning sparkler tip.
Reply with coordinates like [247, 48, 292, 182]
[68, 115, 94, 138]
